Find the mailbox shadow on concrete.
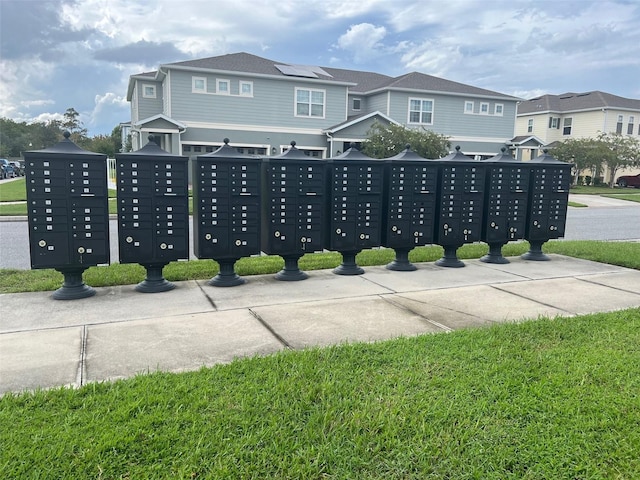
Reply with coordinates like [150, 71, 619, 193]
[25, 131, 110, 300]
[193, 139, 262, 286]
[261, 142, 326, 281]
[116, 136, 189, 292]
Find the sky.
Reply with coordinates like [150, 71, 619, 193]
[1, 0, 639, 137]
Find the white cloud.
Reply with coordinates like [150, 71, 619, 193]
[337, 23, 388, 63]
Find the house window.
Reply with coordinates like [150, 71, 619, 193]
[352, 98, 361, 111]
[549, 117, 560, 129]
[217, 79, 230, 95]
[563, 117, 572, 135]
[296, 88, 325, 118]
[527, 119, 534, 133]
[239, 81, 253, 96]
[616, 114, 623, 134]
[479, 102, 489, 115]
[408, 98, 433, 124]
[192, 77, 206, 93]
[464, 101, 474, 114]
[142, 84, 156, 98]
[494, 104, 504, 116]
[627, 116, 634, 135]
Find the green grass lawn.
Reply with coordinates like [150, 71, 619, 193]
[601, 192, 640, 203]
[1, 308, 639, 479]
[1, 242, 639, 478]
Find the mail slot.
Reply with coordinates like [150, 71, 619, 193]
[194, 139, 262, 286]
[261, 141, 326, 280]
[25, 131, 109, 299]
[116, 136, 189, 292]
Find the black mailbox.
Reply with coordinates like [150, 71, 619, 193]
[326, 144, 385, 275]
[435, 146, 486, 267]
[116, 137, 189, 292]
[25, 131, 109, 299]
[382, 145, 439, 271]
[522, 150, 572, 261]
[480, 148, 530, 264]
[193, 139, 261, 286]
[261, 141, 326, 280]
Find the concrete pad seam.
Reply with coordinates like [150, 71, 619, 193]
[390, 292, 494, 327]
[575, 276, 640, 298]
[75, 325, 87, 387]
[195, 280, 218, 310]
[380, 295, 454, 332]
[489, 283, 577, 316]
[247, 308, 294, 350]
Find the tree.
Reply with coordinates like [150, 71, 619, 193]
[549, 137, 606, 185]
[62, 107, 88, 145]
[596, 132, 640, 187]
[361, 121, 450, 159]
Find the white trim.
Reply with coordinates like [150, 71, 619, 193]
[295, 87, 326, 119]
[464, 101, 474, 114]
[352, 97, 361, 111]
[216, 78, 230, 95]
[324, 111, 399, 134]
[479, 102, 490, 115]
[494, 103, 504, 116]
[239, 80, 253, 97]
[407, 97, 434, 125]
[139, 128, 180, 134]
[142, 84, 156, 98]
[165, 70, 172, 117]
[183, 120, 324, 136]
[448, 135, 514, 143]
[192, 76, 207, 93]
[134, 113, 187, 130]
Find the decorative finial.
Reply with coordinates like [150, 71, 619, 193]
[223, 138, 230, 145]
[405, 144, 411, 150]
[455, 145, 461, 152]
[63, 131, 71, 139]
[501, 147, 506, 153]
[148, 134, 155, 143]
[349, 142, 356, 149]
[543, 149, 549, 154]
[290, 141, 296, 147]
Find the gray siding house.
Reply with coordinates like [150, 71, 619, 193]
[127, 52, 519, 158]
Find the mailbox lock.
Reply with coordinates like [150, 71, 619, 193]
[392, 225, 398, 232]
[490, 222, 496, 228]
[126, 236, 134, 243]
[274, 231, 281, 238]
[360, 233, 365, 240]
[38, 240, 47, 248]
[414, 231, 419, 237]
[205, 233, 212, 240]
[301, 237, 307, 243]
[160, 243, 167, 250]
[77, 247, 86, 254]
[443, 224, 449, 230]
[463, 229, 468, 234]
[235, 239, 242, 246]
[336, 228, 341, 234]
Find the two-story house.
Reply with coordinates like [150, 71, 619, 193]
[127, 52, 520, 159]
[514, 91, 640, 172]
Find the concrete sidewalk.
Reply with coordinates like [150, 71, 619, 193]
[2, 254, 640, 395]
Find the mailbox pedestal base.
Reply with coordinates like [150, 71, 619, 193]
[521, 240, 551, 261]
[53, 267, 96, 300]
[435, 245, 465, 268]
[275, 254, 308, 281]
[480, 243, 510, 264]
[136, 263, 175, 293]
[334, 251, 365, 275]
[209, 259, 245, 287]
[386, 248, 417, 271]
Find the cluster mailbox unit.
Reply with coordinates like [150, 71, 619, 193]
[480, 148, 530, 264]
[261, 142, 326, 280]
[116, 137, 189, 292]
[326, 145, 385, 275]
[192, 140, 262, 286]
[382, 145, 439, 271]
[435, 146, 486, 267]
[522, 150, 572, 260]
[25, 132, 110, 299]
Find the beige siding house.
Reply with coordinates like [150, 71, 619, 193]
[515, 91, 640, 182]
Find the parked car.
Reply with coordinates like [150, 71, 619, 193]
[616, 174, 640, 188]
[0, 158, 15, 179]
[8, 161, 24, 176]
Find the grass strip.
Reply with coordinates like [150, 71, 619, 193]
[1, 240, 639, 294]
[1, 308, 639, 478]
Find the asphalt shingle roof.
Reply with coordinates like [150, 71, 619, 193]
[518, 91, 640, 114]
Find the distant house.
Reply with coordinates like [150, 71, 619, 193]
[127, 52, 519, 159]
[515, 91, 640, 158]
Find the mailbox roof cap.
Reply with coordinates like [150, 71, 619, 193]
[330, 143, 381, 162]
[440, 145, 480, 163]
[198, 138, 260, 159]
[385, 144, 436, 162]
[25, 131, 106, 159]
[117, 135, 187, 159]
[482, 147, 523, 163]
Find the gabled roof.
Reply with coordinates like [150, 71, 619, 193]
[509, 135, 545, 146]
[133, 114, 186, 130]
[324, 111, 398, 134]
[517, 91, 640, 115]
[130, 52, 517, 100]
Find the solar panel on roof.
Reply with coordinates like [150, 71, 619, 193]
[275, 64, 318, 78]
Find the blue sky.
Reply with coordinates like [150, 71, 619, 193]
[1, 0, 639, 136]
